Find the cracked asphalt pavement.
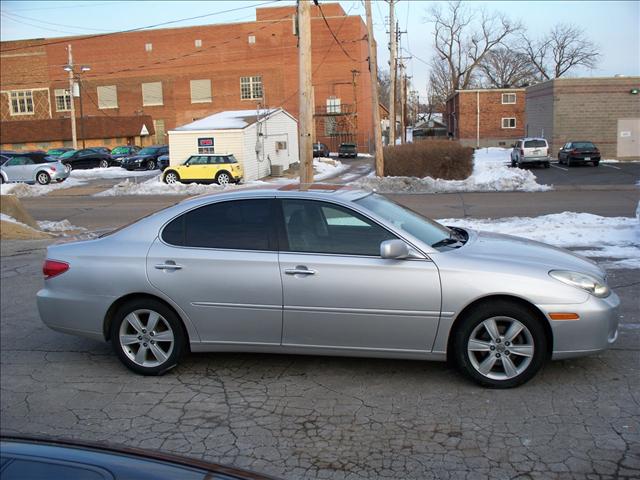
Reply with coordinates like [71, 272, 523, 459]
[1, 238, 638, 479]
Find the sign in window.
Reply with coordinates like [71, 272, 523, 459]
[198, 137, 215, 154]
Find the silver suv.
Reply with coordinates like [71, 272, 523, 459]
[510, 138, 550, 168]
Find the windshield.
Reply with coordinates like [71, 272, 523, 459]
[355, 193, 453, 248]
[138, 147, 158, 155]
[59, 150, 76, 159]
[111, 147, 129, 154]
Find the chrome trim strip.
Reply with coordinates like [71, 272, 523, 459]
[284, 305, 440, 316]
[191, 302, 282, 310]
[281, 343, 429, 354]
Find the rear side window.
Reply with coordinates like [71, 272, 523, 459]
[162, 199, 275, 251]
[524, 140, 547, 148]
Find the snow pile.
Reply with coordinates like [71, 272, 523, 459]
[69, 167, 158, 180]
[0, 177, 87, 197]
[314, 158, 349, 181]
[439, 210, 640, 269]
[353, 147, 551, 193]
[0, 213, 31, 228]
[37, 219, 85, 233]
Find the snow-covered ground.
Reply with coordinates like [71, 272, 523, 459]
[353, 147, 551, 193]
[439, 209, 640, 269]
[0, 177, 87, 197]
[68, 167, 158, 180]
[97, 158, 348, 196]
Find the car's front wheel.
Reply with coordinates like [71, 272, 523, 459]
[163, 171, 180, 184]
[146, 160, 156, 170]
[99, 159, 109, 169]
[36, 171, 51, 185]
[593, 161, 599, 167]
[110, 299, 186, 375]
[452, 301, 548, 388]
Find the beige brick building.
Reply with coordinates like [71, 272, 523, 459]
[525, 77, 640, 160]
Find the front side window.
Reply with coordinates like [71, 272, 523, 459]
[240, 76, 263, 100]
[162, 199, 275, 251]
[10, 91, 34, 115]
[281, 199, 396, 256]
[54, 88, 72, 111]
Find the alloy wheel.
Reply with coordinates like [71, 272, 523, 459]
[36, 172, 50, 185]
[118, 309, 175, 368]
[165, 172, 178, 184]
[217, 173, 230, 185]
[467, 316, 534, 381]
[99, 159, 109, 168]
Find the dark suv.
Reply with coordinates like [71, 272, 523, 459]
[120, 145, 168, 171]
[338, 143, 357, 158]
[313, 143, 330, 157]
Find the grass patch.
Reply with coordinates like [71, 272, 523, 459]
[383, 140, 474, 179]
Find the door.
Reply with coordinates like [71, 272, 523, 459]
[3, 157, 32, 181]
[146, 198, 283, 345]
[617, 118, 640, 158]
[278, 199, 442, 353]
[181, 156, 211, 181]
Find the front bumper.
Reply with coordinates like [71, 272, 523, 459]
[540, 291, 620, 360]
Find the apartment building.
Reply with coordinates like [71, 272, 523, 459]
[446, 88, 526, 147]
[0, 3, 371, 152]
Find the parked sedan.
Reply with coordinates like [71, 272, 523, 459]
[89, 146, 111, 155]
[558, 141, 601, 167]
[313, 142, 330, 158]
[109, 145, 141, 163]
[163, 154, 243, 185]
[338, 142, 358, 158]
[37, 187, 619, 388]
[58, 149, 116, 170]
[1, 153, 69, 185]
[121, 145, 168, 171]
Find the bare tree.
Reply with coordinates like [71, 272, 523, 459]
[521, 23, 600, 80]
[378, 69, 391, 109]
[429, 1, 522, 92]
[479, 47, 538, 87]
[427, 56, 454, 113]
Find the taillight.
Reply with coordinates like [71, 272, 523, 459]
[49, 166, 56, 172]
[43, 260, 69, 279]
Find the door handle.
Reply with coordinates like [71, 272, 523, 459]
[284, 267, 316, 276]
[154, 263, 183, 271]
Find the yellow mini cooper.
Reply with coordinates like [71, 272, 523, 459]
[162, 154, 244, 185]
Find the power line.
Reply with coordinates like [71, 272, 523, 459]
[316, 2, 358, 62]
[0, 0, 280, 53]
[4, 2, 127, 12]
[1, 11, 111, 33]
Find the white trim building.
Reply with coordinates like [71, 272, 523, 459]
[168, 108, 299, 181]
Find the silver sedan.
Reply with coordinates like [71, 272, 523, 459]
[1, 155, 69, 185]
[37, 187, 619, 388]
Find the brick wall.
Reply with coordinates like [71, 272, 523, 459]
[526, 77, 640, 160]
[0, 3, 373, 151]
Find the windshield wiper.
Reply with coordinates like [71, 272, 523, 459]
[431, 236, 462, 248]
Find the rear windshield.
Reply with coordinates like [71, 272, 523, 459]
[59, 150, 76, 159]
[572, 142, 595, 149]
[524, 140, 547, 148]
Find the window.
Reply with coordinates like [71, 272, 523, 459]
[197, 137, 215, 154]
[524, 139, 547, 148]
[502, 93, 516, 104]
[502, 117, 516, 129]
[9, 91, 34, 115]
[6, 156, 34, 166]
[1, 458, 110, 480]
[327, 97, 341, 113]
[240, 76, 263, 100]
[142, 81, 163, 106]
[281, 199, 396, 256]
[162, 199, 275, 251]
[190, 79, 212, 103]
[54, 88, 71, 111]
[153, 119, 165, 143]
[275, 141, 287, 151]
[97, 85, 118, 109]
[248, 35, 256, 44]
[145, 43, 153, 52]
[195, 39, 202, 48]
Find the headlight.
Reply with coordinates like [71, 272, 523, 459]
[549, 270, 610, 298]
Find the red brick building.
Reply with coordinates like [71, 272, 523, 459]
[446, 88, 526, 147]
[0, 3, 371, 152]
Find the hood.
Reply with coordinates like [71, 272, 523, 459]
[123, 154, 154, 162]
[457, 230, 605, 278]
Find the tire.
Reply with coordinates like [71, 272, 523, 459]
[66, 163, 73, 172]
[36, 171, 51, 185]
[544, 162, 550, 168]
[567, 157, 572, 167]
[163, 171, 180, 184]
[452, 300, 548, 388]
[110, 298, 186, 376]
[215, 171, 231, 185]
[0, 176, 4, 184]
[146, 160, 156, 170]
[99, 159, 109, 169]
[593, 161, 599, 167]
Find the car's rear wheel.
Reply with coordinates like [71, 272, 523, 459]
[452, 301, 547, 388]
[544, 162, 550, 168]
[99, 159, 109, 169]
[593, 160, 599, 167]
[215, 171, 231, 185]
[163, 171, 179, 184]
[146, 160, 156, 170]
[36, 171, 51, 185]
[110, 299, 186, 375]
[567, 157, 572, 167]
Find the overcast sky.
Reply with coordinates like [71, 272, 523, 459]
[2, 0, 639, 100]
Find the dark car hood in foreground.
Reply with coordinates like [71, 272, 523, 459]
[458, 230, 604, 278]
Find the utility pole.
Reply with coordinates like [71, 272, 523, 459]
[297, 0, 313, 188]
[388, 0, 396, 147]
[400, 63, 406, 144]
[365, 0, 384, 176]
[67, 45, 78, 150]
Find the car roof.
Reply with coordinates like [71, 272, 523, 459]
[520, 137, 547, 141]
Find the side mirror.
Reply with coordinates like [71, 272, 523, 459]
[380, 239, 410, 259]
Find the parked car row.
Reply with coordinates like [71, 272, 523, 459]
[510, 138, 602, 168]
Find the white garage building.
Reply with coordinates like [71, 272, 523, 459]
[168, 108, 299, 181]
